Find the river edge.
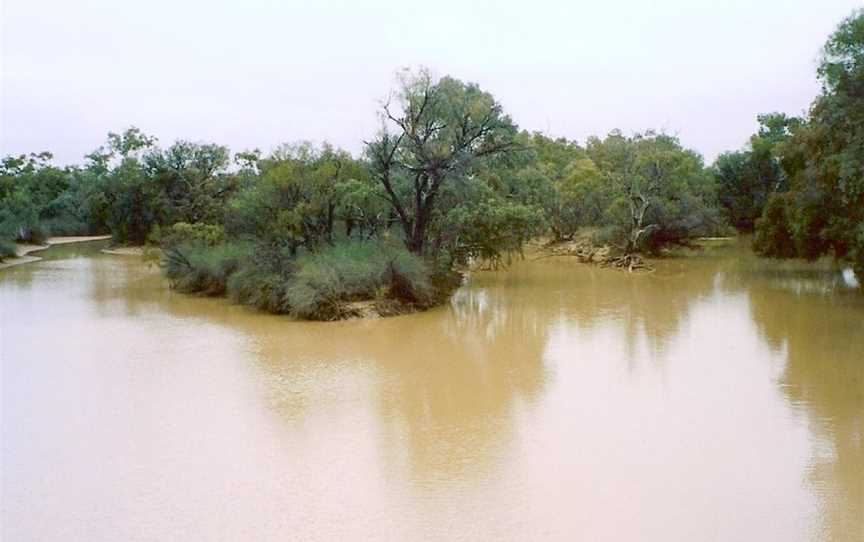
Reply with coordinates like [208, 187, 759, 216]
[0, 236, 734, 320]
[0, 236, 112, 270]
[528, 236, 738, 273]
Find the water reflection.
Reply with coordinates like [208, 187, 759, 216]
[1, 240, 862, 541]
[746, 278, 863, 541]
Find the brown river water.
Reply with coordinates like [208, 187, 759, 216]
[1, 239, 862, 541]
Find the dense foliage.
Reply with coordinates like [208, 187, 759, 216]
[714, 113, 799, 231]
[583, 131, 721, 253]
[723, 9, 864, 280]
[0, 152, 92, 244]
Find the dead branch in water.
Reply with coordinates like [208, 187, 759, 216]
[534, 239, 655, 273]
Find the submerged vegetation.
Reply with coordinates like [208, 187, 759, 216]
[2, 9, 863, 314]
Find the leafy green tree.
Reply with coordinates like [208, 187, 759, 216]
[366, 70, 522, 256]
[78, 127, 160, 244]
[752, 193, 797, 258]
[754, 9, 864, 280]
[0, 152, 90, 242]
[144, 141, 233, 225]
[586, 131, 719, 254]
[511, 133, 590, 240]
[226, 142, 368, 255]
[714, 113, 799, 231]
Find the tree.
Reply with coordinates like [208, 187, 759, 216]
[0, 152, 89, 242]
[78, 127, 160, 244]
[714, 113, 799, 231]
[366, 70, 520, 255]
[144, 141, 233, 225]
[226, 142, 367, 256]
[586, 131, 719, 254]
[754, 9, 864, 280]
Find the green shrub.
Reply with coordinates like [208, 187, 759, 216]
[164, 241, 253, 296]
[0, 209, 49, 244]
[0, 239, 16, 261]
[42, 216, 91, 237]
[591, 225, 623, 247]
[227, 266, 292, 314]
[754, 193, 797, 258]
[284, 240, 432, 320]
[163, 237, 450, 320]
[146, 224, 163, 246]
[164, 222, 225, 247]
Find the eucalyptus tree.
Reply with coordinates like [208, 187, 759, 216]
[365, 70, 524, 256]
[586, 131, 719, 253]
[754, 8, 864, 280]
[714, 113, 799, 231]
[144, 141, 233, 225]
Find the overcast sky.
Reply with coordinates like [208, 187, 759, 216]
[1, 0, 860, 165]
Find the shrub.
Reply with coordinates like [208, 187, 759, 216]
[164, 241, 253, 296]
[284, 240, 432, 320]
[227, 266, 292, 314]
[146, 224, 163, 246]
[590, 225, 624, 247]
[42, 216, 91, 237]
[0, 202, 48, 244]
[164, 222, 225, 247]
[0, 239, 16, 261]
[163, 237, 449, 320]
[753, 193, 797, 258]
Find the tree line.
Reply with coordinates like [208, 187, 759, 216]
[716, 9, 864, 278]
[2, 9, 862, 317]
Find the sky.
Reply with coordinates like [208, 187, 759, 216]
[1, 0, 861, 165]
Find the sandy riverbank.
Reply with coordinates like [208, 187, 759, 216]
[0, 236, 112, 270]
[100, 246, 146, 256]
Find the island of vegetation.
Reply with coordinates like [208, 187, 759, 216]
[2, 9, 862, 319]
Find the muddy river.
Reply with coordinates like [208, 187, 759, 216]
[1, 240, 861, 541]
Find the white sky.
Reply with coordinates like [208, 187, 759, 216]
[1, 0, 860, 165]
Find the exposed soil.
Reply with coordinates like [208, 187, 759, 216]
[533, 237, 654, 272]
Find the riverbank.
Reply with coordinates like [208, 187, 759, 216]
[0, 236, 112, 270]
[101, 246, 146, 256]
[531, 236, 654, 272]
[530, 235, 738, 273]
